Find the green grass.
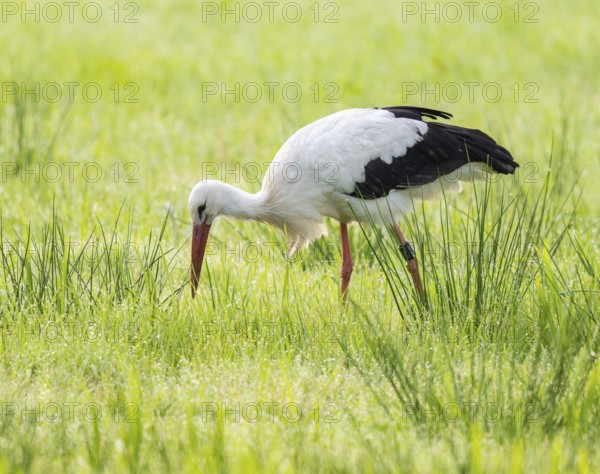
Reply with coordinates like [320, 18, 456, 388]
[1, 0, 599, 472]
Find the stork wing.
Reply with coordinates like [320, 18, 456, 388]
[270, 107, 517, 200]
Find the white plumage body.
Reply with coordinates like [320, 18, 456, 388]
[257, 108, 479, 250]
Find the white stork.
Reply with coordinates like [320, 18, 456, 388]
[188, 106, 518, 300]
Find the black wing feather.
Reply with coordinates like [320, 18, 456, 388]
[379, 106, 453, 121]
[349, 107, 518, 199]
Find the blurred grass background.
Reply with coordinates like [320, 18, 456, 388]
[0, 0, 599, 472]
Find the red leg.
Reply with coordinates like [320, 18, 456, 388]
[340, 223, 353, 302]
[392, 224, 423, 300]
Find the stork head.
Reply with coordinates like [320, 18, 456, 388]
[187, 180, 230, 298]
[188, 180, 234, 225]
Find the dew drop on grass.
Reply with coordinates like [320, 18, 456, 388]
[114, 439, 124, 453]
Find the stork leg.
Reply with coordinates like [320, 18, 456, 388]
[339, 223, 353, 302]
[391, 224, 423, 300]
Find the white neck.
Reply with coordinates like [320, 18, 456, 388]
[220, 184, 271, 222]
[200, 180, 326, 249]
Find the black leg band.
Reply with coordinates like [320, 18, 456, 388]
[399, 242, 416, 262]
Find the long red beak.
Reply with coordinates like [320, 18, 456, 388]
[191, 222, 211, 298]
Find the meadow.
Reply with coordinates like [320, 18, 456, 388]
[0, 0, 599, 472]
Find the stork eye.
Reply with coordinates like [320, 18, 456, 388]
[197, 204, 206, 220]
